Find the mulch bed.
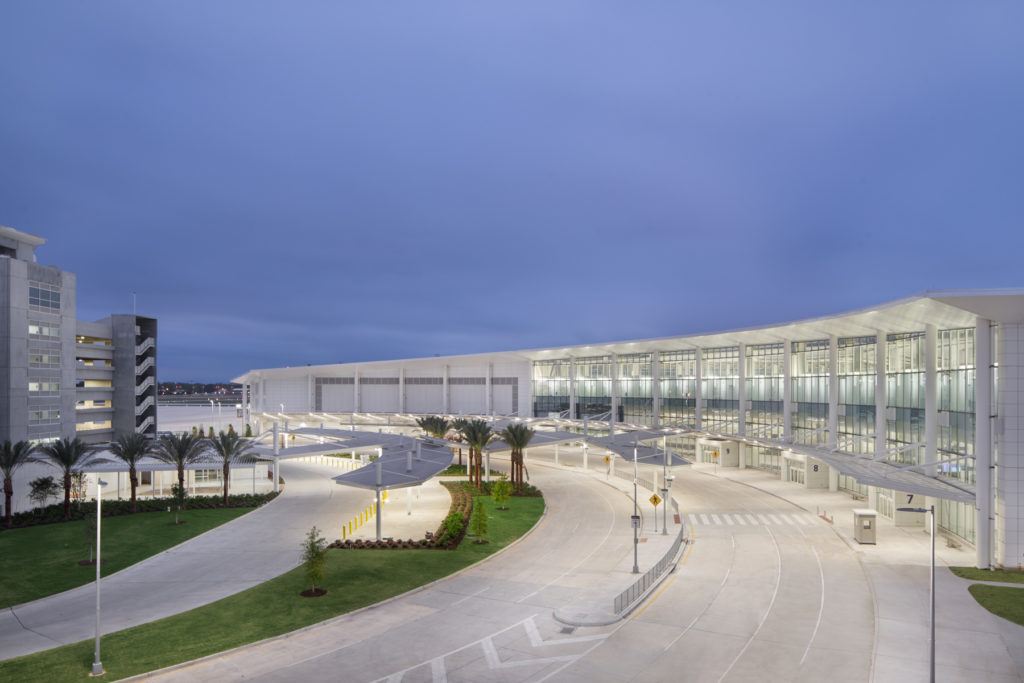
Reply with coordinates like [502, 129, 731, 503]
[300, 588, 327, 598]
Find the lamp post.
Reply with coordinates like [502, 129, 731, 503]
[631, 445, 640, 574]
[897, 504, 935, 683]
[92, 477, 108, 677]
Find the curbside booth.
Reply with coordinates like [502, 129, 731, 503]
[853, 508, 877, 544]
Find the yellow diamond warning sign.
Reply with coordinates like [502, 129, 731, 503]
[649, 493, 662, 507]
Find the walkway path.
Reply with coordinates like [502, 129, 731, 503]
[136, 447, 1024, 683]
[0, 461, 446, 661]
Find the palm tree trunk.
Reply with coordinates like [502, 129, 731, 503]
[63, 472, 72, 519]
[129, 467, 138, 514]
[223, 463, 230, 506]
[4, 476, 12, 528]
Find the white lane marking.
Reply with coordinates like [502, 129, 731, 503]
[793, 514, 810, 526]
[431, 657, 447, 683]
[699, 513, 710, 525]
[757, 514, 771, 524]
[746, 514, 760, 525]
[451, 586, 489, 606]
[767, 514, 784, 525]
[711, 514, 723, 525]
[524, 616, 608, 646]
[724, 514, 735, 526]
[799, 545, 826, 666]
[664, 535, 736, 653]
[733, 514, 746, 525]
[716, 527, 783, 683]
[517, 486, 618, 602]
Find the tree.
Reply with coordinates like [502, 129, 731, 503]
[38, 438, 102, 519]
[208, 430, 257, 506]
[491, 475, 512, 510]
[450, 418, 468, 467]
[301, 526, 328, 594]
[170, 483, 186, 524]
[498, 423, 535, 493]
[460, 420, 493, 489]
[1, 440, 37, 528]
[28, 476, 60, 510]
[244, 423, 253, 438]
[208, 426, 214, 439]
[153, 432, 209, 506]
[108, 432, 153, 513]
[470, 500, 488, 543]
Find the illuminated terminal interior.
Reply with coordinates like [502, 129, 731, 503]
[235, 290, 1024, 570]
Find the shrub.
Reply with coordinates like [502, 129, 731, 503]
[244, 423, 253, 438]
[491, 476, 512, 510]
[470, 500, 488, 542]
[28, 476, 60, 510]
[301, 526, 328, 593]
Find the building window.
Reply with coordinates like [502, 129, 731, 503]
[28, 381, 60, 395]
[29, 322, 60, 338]
[28, 282, 61, 312]
[29, 353, 61, 368]
[29, 409, 61, 425]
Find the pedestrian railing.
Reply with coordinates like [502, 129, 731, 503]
[613, 497, 686, 615]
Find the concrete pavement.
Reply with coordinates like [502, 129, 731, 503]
[0, 460, 446, 661]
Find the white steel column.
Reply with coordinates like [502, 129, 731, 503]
[443, 365, 450, 414]
[652, 352, 661, 427]
[695, 347, 703, 430]
[828, 336, 838, 451]
[272, 421, 280, 493]
[975, 318, 992, 569]
[610, 354, 618, 435]
[737, 343, 746, 437]
[783, 341, 793, 441]
[925, 325, 937, 477]
[399, 367, 406, 413]
[569, 357, 577, 420]
[486, 363, 493, 416]
[354, 370, 361, 413]
[307, 374, 313, 412]
[875, 332, 887, 459]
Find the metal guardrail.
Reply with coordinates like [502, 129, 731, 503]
[613, 497, 687, 615]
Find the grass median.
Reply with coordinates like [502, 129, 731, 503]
[0, 507, 257, 608]
[950, 566, 1024, 585]
[966, 584, 1024, 626]
[0, 493, 544, 682]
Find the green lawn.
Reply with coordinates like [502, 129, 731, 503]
[950, 566, 1024, 585]
[967, 584, 1024, 626]
[0, 494, 544, 682]
[0, 507, 253, 608]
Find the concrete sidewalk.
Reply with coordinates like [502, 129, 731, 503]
[0, 460, 451, 661]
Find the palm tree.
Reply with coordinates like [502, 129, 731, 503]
[460, 419, 493, 489]
[153, 432, 209, 503]
[450, 417, 468, 467]
[107, 432, 154, 513]
[38, 437, 101, 519]
[208, 430, 258, 506]
[498, 423, 535, 493]
[1, 440, 37, 528]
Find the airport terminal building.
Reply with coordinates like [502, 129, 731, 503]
[236, 291, 1024, 571]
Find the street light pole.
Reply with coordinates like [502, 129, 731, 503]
[898, 504, 936, 682]
[92, 478, 108, 677]
[632, 445, 639, 574]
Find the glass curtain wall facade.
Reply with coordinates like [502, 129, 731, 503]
[702, 346, 739, 434]
[791, 340, 830, 447]
[659, 350, 697, 427]
[532, 359, 571, 417]
[884, 332, 926, 466]
[616, 353, 652, 424]
[937, 328, 977, 542]
[745, 343, 784, 440]
[575, 355, 612, 418]
[837, 336, 876, 496]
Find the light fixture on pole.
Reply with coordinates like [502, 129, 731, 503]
[209, 399, 215, 429]
[91, 477, 108, 677]
[897, 504, 935, 683]
[631, 444, 640, 574]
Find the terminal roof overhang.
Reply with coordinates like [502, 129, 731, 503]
[232, 289, 1024, 383]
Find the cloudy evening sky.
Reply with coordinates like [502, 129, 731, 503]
[2, 3, 1023, 381]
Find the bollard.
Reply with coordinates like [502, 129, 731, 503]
[343, 527, 347, 541]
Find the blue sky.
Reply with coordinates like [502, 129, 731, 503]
[2, 3, 1023, 381]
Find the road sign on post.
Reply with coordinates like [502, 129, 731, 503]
[649, 493, 662, 507]
[630, 515, 640, 529]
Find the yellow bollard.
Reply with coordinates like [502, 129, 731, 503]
[343, 527, 346, 541]
[348, 520, 353, 534]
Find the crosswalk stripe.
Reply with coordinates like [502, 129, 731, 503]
[711, 514, 723, 525]
[734, 514, 746, 525]
[767, 514, 784, 525]
[792, 514, 809, 526]
[699, 513, 710, 525]
[757, 514, 771, 524]
[724, 514, 735, 525]
[745, 514, 759, 525]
